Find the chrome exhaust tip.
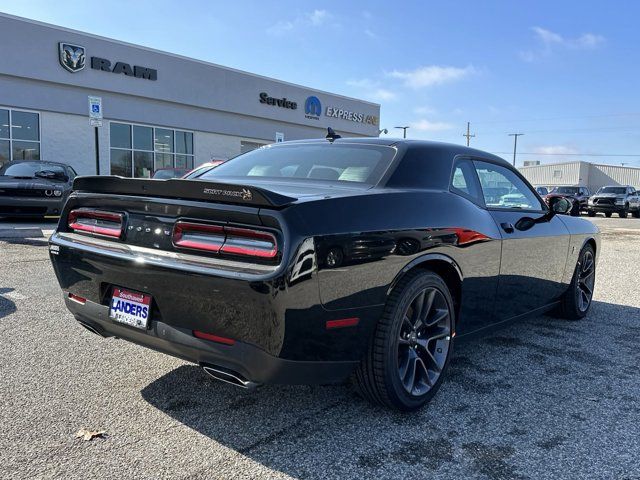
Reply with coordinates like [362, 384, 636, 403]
[202, 365, 260, 390]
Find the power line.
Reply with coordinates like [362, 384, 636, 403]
[474, 112, 640, 126]
[491, 152, 640, 157]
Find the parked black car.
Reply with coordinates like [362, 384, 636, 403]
[545, 186, 591, 216]
[587, 185, 640, 218]
[48, 138, 599, 411]
[0, 161, 76, 218]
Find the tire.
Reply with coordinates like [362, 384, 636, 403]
[587, 210, 596, 217]
[605, 212, 612, 218]
[619, 207, 628, 218]
[353, 270, 454, 411]
[570, 203, 580, 216]
[559, 244, 595, 320]
[633, 209, 640, 218]
[325, 247, 344, 268]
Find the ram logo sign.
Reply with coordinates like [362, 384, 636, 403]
[58, 43, 86, 73]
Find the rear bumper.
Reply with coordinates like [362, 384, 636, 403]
[0, 196, 65, 216]
[65, 296, 358, 385]
[50, 231, 381, 383]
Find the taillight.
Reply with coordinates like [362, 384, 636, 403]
[173, 221, 225, 252]
[220, 226, 277, 259]
[172, 222, 278, 259]
[68, 209, 123, 238]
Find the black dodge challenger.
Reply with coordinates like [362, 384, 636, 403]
[0, 161, 76, 217]
[49, 138, 599, 411]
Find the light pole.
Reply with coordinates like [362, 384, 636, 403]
[508, 133, 524, 166]
[395, 126, 410, 138]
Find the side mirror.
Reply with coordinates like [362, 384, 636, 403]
[551, 197, 572, 214]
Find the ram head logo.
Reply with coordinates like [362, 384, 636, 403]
[58, 43, 86, 73]
[241, 188, 253, 201]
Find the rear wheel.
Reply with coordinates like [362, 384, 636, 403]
[559, 244, 595, 320]
[353, 270, 454, 411]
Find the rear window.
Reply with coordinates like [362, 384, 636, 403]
[201, 143, 396, 186]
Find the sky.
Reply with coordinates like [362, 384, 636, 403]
[1, 0, 639, 166]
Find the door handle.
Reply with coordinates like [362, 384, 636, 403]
[500, 222, 515, 234]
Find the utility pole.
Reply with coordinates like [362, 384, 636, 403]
[395, 126, 410, 139]
[508, 133, 524, 166]
[463, 122, 475, 146]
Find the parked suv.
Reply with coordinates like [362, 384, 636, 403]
[545, 186, 591, 216]
[587, 185, 640, 218]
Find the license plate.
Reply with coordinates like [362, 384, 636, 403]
[109, 287, 151, 329]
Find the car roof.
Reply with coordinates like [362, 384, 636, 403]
[274, 137, 510, 165]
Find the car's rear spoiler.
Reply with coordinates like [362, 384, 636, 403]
[72, 176, 297, 208]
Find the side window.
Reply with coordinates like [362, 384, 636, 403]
[450, 159, 482, 204]
[474, 160, 544, 211]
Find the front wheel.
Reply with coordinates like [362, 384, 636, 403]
[353, 270, 454, 411]
[633, 209, 640, 218]
[559, 244, 596, 320]
[587, 210, 596, 217]
[619, 207, 628, 218]
[605, 212, 612, 218]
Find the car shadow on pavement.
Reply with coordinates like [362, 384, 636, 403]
[0, 288, 17, 320]
[140, 300, 640, 479]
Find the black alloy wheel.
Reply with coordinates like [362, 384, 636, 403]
[576, 248, 595, 313]
[560, 244, 596, 320]
[354, 270, 454, 411]
[325, 247, 344, 268]
[396, 288, 451, 396]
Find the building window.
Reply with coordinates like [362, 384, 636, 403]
[110, 122, 194, 177]
[240, 141, 267, 154]
[0, 108, 41, 166]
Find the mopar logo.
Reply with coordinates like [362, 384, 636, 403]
[304, 96, 322, 120]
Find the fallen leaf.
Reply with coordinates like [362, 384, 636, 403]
[75, 429, 106, 441]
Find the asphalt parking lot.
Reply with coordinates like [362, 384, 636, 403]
[1, 216, 639, 480]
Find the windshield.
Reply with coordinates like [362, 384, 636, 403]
[553, 186, 579, 195]
[598, 186, 626, 194]
[153, 169, 189, 179]
[0, 162, 68, 180]
[201, 143, 396, 186]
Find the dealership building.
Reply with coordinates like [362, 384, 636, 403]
[0, 13, 380, 177]
[519, 161, 640, 193]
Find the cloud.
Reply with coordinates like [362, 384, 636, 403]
[388, 65, 476, 89]
[413, 106, 438, 115]
[308, 10, 329, 26]
[521, 27, 605, 61]
[346, 78, 397, 102]
[411, 119, 454, 132]
[533, 145, 579, 155]
[364, 29, 377, 39]
[266, 10, 331, 35]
